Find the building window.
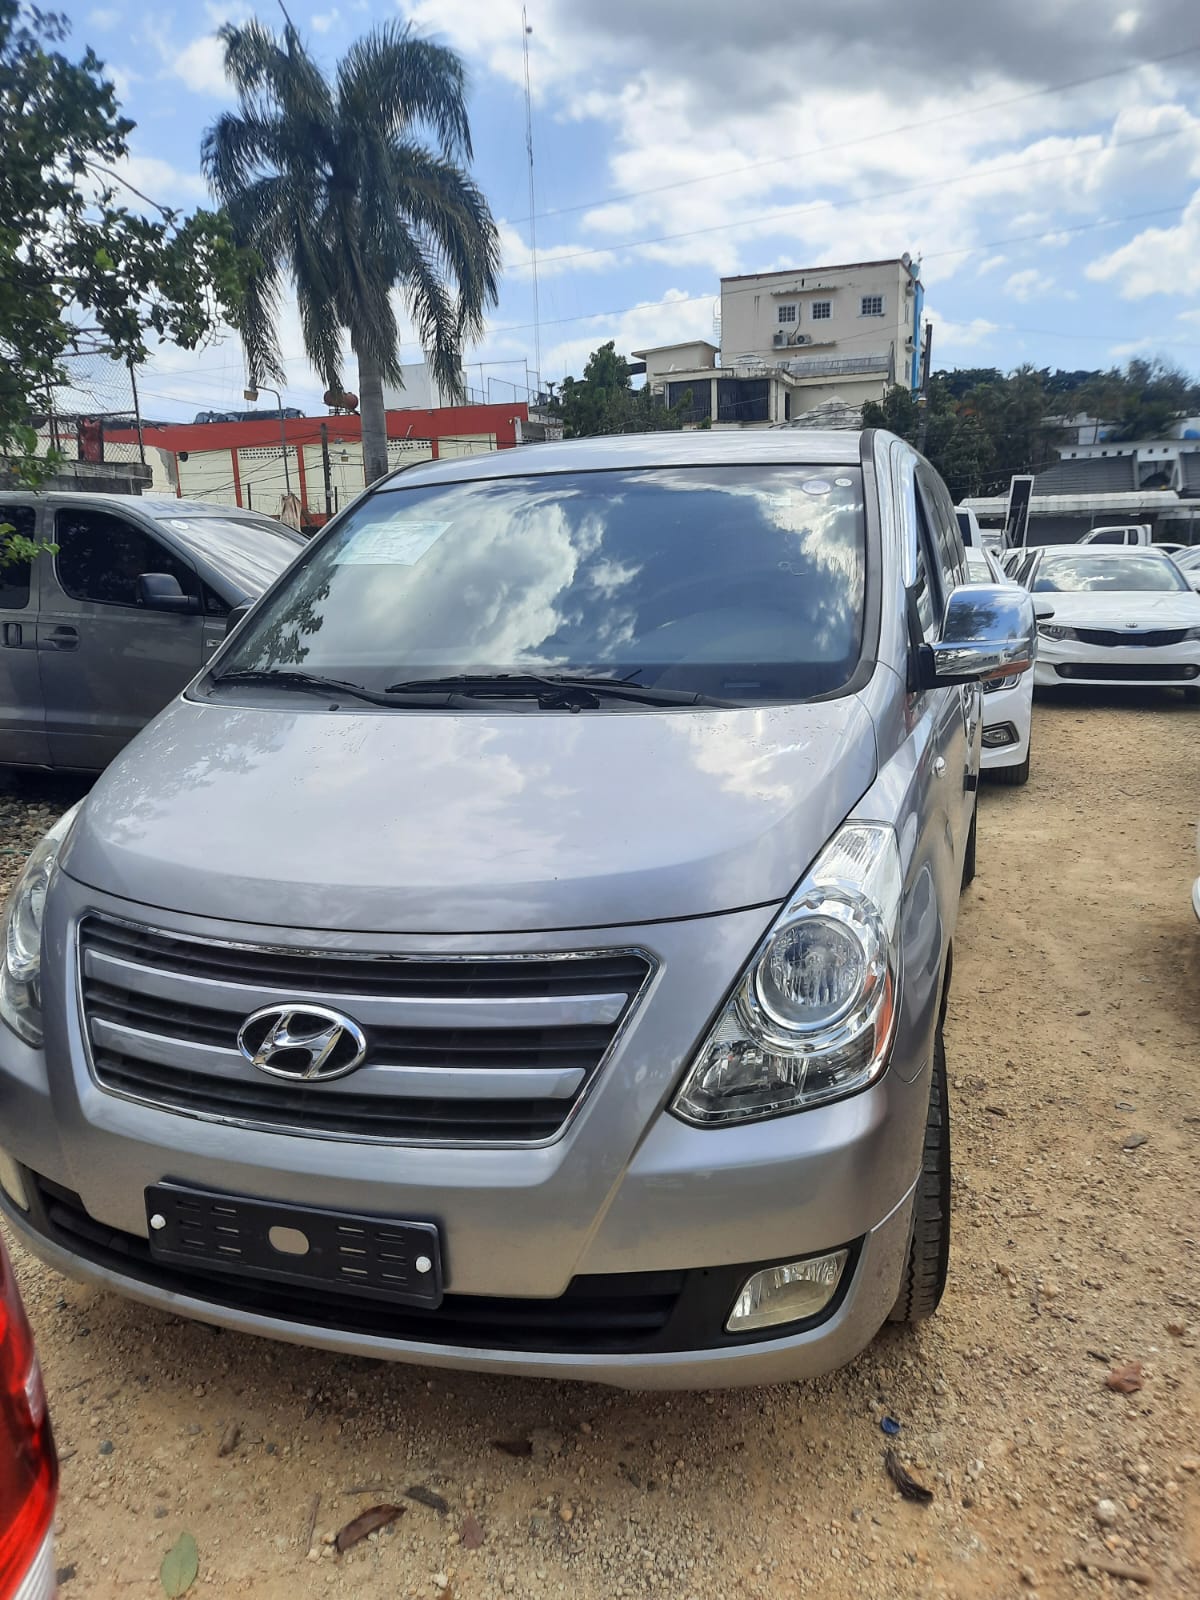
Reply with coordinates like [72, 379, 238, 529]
[666, 379, 712, 424]
[716, 377, 770, 424]
[860, 294, 884, 316]
[811, 301, 832, 321]
[777, 304, 797, 324]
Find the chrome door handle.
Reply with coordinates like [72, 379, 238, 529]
[1, 622, 21, 647]
[933, 757, 947, 777]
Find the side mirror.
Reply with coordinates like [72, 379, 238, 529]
[138, 573, 196, 614]
[1033, 600, 1056, 621]
[224, 598, 253, 637]
[921, 584, 1036, 688]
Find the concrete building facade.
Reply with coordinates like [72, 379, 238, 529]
[635, 257, 923, 430]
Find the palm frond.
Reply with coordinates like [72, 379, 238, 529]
[337, 24, 472, 159]
[378, 144, 500, 337]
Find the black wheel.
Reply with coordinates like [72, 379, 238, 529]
[989, 742, 1030, 786]
[888, 1026, 951, 1324]
[960, 804, 977, 890]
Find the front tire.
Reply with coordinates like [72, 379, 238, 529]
[960, 804, 977, 890]
[989, 741, 1031, 786]
[888, 1026, 951, 1324]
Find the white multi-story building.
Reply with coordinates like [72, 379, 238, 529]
[635, 256, 924, 429]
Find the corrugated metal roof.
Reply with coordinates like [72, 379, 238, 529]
[1032, 456, 1136, 494]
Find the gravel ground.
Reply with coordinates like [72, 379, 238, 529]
[2, 689, 1199, 1600]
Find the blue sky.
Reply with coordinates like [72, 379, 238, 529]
[65, 0, 1200, 418]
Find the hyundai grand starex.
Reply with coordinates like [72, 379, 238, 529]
[0, 430, 1034, 1388]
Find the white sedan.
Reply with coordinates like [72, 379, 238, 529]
[1175, 547, 1200, 594]
[966, 547, 1034, 785]
[1019, 547, 1200, 696]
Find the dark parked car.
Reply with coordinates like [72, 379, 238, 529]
[0, 493, 304, 771]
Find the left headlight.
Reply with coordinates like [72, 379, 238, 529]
[983, 673, 1023, 694]
[0, 805, 82, 1047]
[672, 823, 902, 1127]
[1038, 624, 1075, 642]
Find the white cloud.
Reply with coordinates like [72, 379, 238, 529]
[1179, 309, 1200, 326]
[116, 154, 208, 204]
[312, 9, 341, 32]
[496, 221, 618, 280]
[1004, 267, 1055, 301]
[1086, 191, 1200, 297]
[88, 7, 119, 28]
[976, 254, 1007, 275]
[172, 34, 229, 96]
[1113, 8, 1140, 35]
[1109, 337, 1155, 359]
[926, 311, 1000, 352]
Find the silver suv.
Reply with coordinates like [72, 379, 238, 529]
[0, 431, 1033, 1388]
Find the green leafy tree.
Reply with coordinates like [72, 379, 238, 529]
[203, 18, 500, 486]
[555, 342, 695, 438]
[0, 2, 245, 561]
[1077, 358, 1200, 442]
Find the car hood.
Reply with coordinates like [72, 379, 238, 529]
[1041, 590, 1200, 627]
[61, 694, 879, 934]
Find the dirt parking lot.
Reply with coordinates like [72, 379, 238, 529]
[3, 689, 1199, 1600]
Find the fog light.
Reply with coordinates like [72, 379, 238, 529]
[726, 1249, 848, 1333]
[0, 1148, 29, 1212]
[982, 723, 1017, 749]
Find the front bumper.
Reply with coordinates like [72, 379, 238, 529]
[1034, 635, 1200, 688]
[0, 875, 937, 1388]
[980, 679, 1032, 770]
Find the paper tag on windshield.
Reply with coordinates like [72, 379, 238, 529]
[339, 520, 449, 565]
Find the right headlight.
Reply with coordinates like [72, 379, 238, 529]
[0, 805, 81, 1048]
[672, 823, 902, 1127]
[1037, 624, 1075, 641]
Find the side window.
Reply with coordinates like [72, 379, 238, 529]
[0, 506, 36, 609]
[911, 494, 940, 640]
[918, 470, 966, 598]
[54, 509, 199, 609]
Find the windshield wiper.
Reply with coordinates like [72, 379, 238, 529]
[383, 672, 733, 708]
[207, 668, 430, 708]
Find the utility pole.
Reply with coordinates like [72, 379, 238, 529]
[320, 422, 333, 517]
[244, 385, 292, 498]
[128, 360, 146, 466]
[521, 10, 542, 397]
[915, 321, 933, 453]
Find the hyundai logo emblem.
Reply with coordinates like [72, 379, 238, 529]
[237, 1004, 368, 1082]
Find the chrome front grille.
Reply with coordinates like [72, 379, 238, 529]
[78, 917, 654, 1145]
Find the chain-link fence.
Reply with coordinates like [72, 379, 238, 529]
[33, 350, 146, 465]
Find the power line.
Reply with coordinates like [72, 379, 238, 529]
[510, 41, 1200, 227]
[504, 125, 1195, 272]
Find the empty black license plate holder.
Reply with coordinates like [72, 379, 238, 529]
[145, 1183, 443, 1308]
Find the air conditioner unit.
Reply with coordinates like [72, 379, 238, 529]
[792, 333, 812, 347]
[773, 331, 786, 347]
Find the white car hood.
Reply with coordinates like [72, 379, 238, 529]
[1041, 590, 1200, 627]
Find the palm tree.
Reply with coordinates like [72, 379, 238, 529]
[203, 19, 500, 486]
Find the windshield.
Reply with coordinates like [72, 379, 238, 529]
[1032, 553, 1190, 594]
[163, 517, 303, 596]
[214, 465, 868, 705]
[1176, 547, 1200, 571]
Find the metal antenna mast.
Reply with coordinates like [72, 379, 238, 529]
[521, 9, 542, 399]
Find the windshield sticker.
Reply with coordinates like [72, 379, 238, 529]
[834, 477, 854, 488]
[338, 520, 450, 565]
[800, 478, 832, 496]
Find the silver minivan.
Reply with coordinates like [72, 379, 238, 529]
[0, 492, 303, 771]
[0, 432, 1034, 1387]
